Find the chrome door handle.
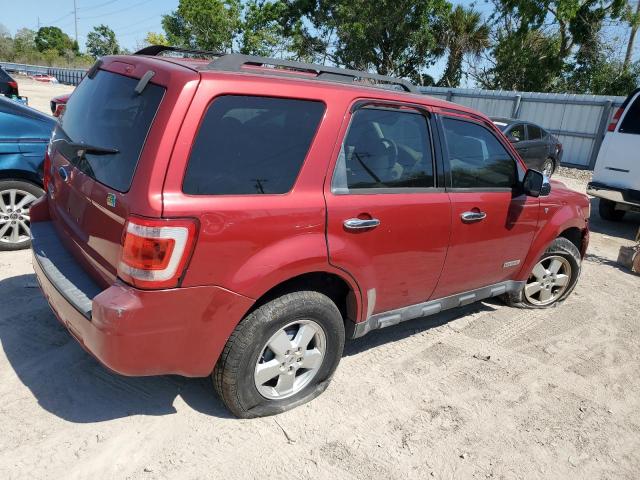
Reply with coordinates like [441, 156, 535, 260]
[461, 211, 486, 223]
[343, 218, 380, 230]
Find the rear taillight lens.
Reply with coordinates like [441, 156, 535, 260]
[118, 217, 198, 289]
[43, 148, 51, 192]
[8, 80, 17, 90]
[53, 103, 65, 117]
[608, 107, 623, 132]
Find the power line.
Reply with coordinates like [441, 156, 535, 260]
[79, 0, 121, 12]
[79, 0, 156, 21]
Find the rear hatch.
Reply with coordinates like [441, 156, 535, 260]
[46, 57, 199, 287]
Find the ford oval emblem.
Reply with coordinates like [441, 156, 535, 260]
[58, 166, 69, 182]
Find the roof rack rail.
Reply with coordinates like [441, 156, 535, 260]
[135, 45, 418, 93]
[205, 54, 418, 93]
[134, 45, 224, 58]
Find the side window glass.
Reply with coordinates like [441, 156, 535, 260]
[527, 124, 542, 140]
[183, 96, 325, 195]
[443, 118, 517, 189]
[619, 94, 640, 134]
[508, 124, 525, 142]
[332, 107, 434, 192]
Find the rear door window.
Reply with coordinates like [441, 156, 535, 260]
[55, 69, 164, 192]
[527, 124, 543, 140]
[183, 96, 325, 195]
[619, 94, 640, 135]
[332, 107, 434, 192]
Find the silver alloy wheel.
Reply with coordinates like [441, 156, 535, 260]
[0, 189, 37, 245]
[254, 319, 326, 400]
[524, 255, 572, 306]
[542, 159, 554, 177]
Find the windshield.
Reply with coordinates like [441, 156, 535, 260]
[55, 69, 164, 192]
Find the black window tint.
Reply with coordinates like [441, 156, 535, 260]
[0, 68, 13, 82]
[527, 124, 542, 140]
[332, 108, 434, 191]
[56, 70, 164, 192]
[508, 124, 525, 141]
[183, 96, 324, 195]
[443, 118, 517, 189]
[619, 95, 640, 134]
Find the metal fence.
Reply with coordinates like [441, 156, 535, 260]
[420, 86, 627, 169]
[0, 61, 86, 86]
[0, 61, 626, 168]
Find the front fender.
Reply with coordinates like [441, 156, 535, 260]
[515, 202, 588, 281]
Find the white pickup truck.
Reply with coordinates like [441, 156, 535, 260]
[588, 88, 640, 221]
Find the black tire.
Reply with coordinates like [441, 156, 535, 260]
[541, 158, 556, 177]
[504, 237, 581, 309]
[0, 179, 44, 251]
[598, 198, 626, 222]
[213, 291, 345, 418]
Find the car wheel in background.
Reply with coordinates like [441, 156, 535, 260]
[541, 158, 555, 177]
[598, 198, 626, 222]
[0, 180, 43, 251]
[213, 291, 345, 418]
[503, 237, 581, 309]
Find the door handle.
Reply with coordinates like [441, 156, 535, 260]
[343, 218, 380, 230]
[461, 211, 486, 223]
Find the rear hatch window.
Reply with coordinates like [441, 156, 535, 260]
[53, 69, 164, 192]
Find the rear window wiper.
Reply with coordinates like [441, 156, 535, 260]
[56, 139, 119, 156]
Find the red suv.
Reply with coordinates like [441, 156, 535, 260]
[30, 46, 590, 418]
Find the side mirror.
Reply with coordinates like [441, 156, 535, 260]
[523, 169, 551, 197]
[508, 133, 520, 143]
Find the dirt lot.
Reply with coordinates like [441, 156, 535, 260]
[1, 83, 639, 478]
[13, 76, 74, 115]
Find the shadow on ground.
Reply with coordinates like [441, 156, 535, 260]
[588, 198, 640, 239]
[0, 271, 499, 423]
[0, 273, 233, 423]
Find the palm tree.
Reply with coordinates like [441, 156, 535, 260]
[437, 6, 490, 88]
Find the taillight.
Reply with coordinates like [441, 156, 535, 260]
[43, 148, 51, 192]
[608, 107, 623, 132]
[8, 80, 17, 90]
[117, 217, 198, 289]
[53, 103, 65, 117]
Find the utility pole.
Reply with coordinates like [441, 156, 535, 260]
[73, 0, 79, 45]
[37, 16, 40, 30]
[624, 0, 640, 69]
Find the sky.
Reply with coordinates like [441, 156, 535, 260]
[0, 0, 637, 84]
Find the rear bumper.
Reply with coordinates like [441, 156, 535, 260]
[31, 219, 254, 377]
[587, 182, 640, 209]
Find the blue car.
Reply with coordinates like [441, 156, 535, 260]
[0, 96, 55, 250]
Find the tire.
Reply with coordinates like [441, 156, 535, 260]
[0, 180, 44, 251]
[213, 291, 345, 418]
[598, 198, 626, 222]
[504, 237, 581, 309]
[541, 158, 556, 177]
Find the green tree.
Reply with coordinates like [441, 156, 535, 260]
[241, 0, 290, 56]
[289, 0, 450, 83]
[163, 0, 242, 52]
[14, 28, 37, 56]
[0, 24, 13, 60]
[86, 25, 120, 58]
[437, 6, 490, 87]
[144, 31, 170, 47]
[35, 26, 76, 55]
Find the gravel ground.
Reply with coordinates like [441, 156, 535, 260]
[0, 174, 639, 479]
[14, 76, 75, 115]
